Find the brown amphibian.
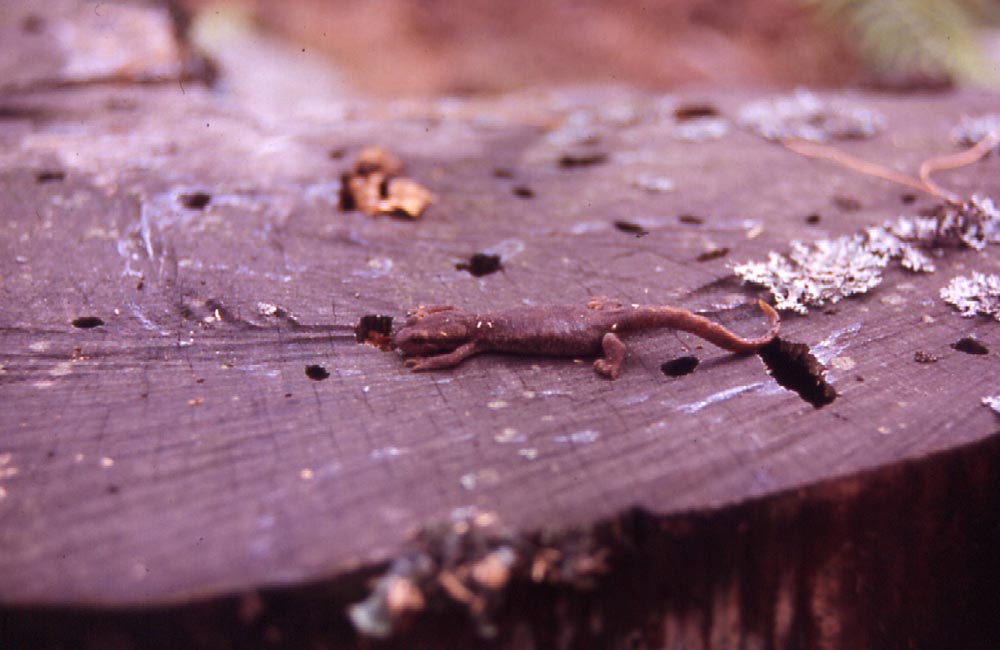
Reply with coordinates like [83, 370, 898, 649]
[393, 298, 780, 379]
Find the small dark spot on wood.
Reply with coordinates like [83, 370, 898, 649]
[35, 170, 65, 183]
[677, 214, 703, 225]
[196, 378, 205, 384]
[824, 308, 839, 316]
[613, 220, 649, 237]
[558, 153, 608, 168]
[758, 338, 837, 408]
[512, 186, 534, 199]
[179, 192, 211, 210]
[328, 148, 346, 160]
[136, 276, 145, 290]
[696, 247, 729, 262]
[492, 168, 514, 179]
[72, 316, 104, 329]
[805, 213, 821, 224]
[46, 450, 56, 459]
[106, 485, 120, 495]
[832, 195, 861, 211]
[305, 365, 330, 381]
[952, 336, 989, 355]
[901, 193, 917, 205]
[284, 393, 292, 398]
[456, 253, 502, 277]
[673, 103, 720, 121]
[355, 315, 394, 347]
[377, 176, 390, 199]
[855, 375, 864, 382]
[661, 356, 699, 377]
[21, 14, 45, 33]
[914, 350, 938, 363]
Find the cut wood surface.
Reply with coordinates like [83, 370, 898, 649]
[2, 76, 998, 609]
[2, 9, 1000, 647]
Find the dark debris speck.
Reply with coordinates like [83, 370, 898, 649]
[72, 316, 104, 329]
[952, 337, 989, 355]
[613, 220, 650, 237]
[832, 195, 861, 212]
[558, 153, 608, 168]
[305, 364, 330, 381]
[673, 103, 720, 121]
[456, 253, 502, 277]
[179, 192, 212, 210]
[696, 247, 730, 262]
[35, 170, 65, 183]
[914, 350, 938, 363]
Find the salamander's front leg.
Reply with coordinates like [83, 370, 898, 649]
[405, 304, 457, 325]
[593, 332, 627, 380]
[404, 342, 479, 372]
[587, 297, 624, 311]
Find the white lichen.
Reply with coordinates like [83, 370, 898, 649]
[735, 196, 999, 313]
[734, 235, 891, 313]
[628, 173, 675, 193]
[951, 114, 1000, 154]
[673, 117, 729, 142]
[983, 395, 1000, 415]
[738, 89, 885, 143]
[941, 272, 1000, 320]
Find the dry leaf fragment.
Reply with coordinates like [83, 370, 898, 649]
[380, 177, 435, 218]
[340, 147, 434, 218]
[354, 146, 403, 176]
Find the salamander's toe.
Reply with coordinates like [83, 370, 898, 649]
[593, 359, 619, 380]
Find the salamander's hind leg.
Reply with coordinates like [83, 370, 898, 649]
[404, 342, 479, 372]
[593, 332, 627, 380]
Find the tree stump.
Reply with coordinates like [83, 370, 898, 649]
[2, 3, 1000, 648]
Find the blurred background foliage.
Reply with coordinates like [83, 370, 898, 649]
[180, 0, 1000, 96]
[809, 0, 1000, 88]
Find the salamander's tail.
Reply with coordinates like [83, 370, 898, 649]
[658, 299, 780, 353]
[688, 299, 780, 353]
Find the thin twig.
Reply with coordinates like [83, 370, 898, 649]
[781, 138, 936, 197]
[918, 126, 1000, 204]
[782, 125, 1000, 205]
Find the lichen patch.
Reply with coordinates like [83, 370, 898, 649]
[738, 89, 885, 143]
[941, 272, 1000, 320]
[735, 196, 1000, 313]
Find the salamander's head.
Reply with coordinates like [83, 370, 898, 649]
[393, 311, 472, 355]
